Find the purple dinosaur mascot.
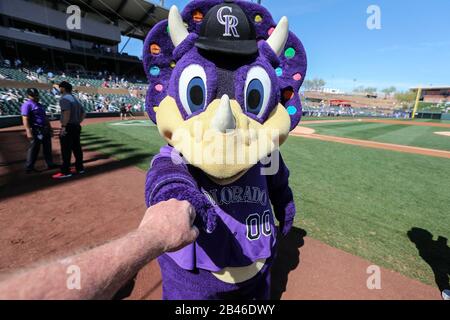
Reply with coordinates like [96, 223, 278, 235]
[143, 0, 307, 300]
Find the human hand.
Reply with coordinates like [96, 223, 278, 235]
[139, 199, 199, 252]
[60, 127, 67, 137]
[26, 129, 33, 140]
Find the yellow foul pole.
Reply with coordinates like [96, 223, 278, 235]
[412, 87, 422, 119]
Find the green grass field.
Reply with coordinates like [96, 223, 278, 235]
[81, 120, 450, 288]
[301, 117, 450, 123]
[303, 121, 450, 151]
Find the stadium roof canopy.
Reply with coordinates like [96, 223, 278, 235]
[69, 0, 168, 40]
[410, 86, 450, 91]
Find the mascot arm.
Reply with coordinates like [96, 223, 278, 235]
[145, 156, 218, 233]
[267, 153, 296, 236]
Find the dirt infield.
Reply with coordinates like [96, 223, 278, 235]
[291, 127, 450, 159]
[126, 229, 440, 300]
[0, 118, 148, 275]
[293, 127, 316, 135]
[434, 132, 450, 137]
[0, 118, 441, 300]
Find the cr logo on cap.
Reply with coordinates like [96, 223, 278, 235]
[217, 6, 240, 38]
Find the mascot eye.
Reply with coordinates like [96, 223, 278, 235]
[187, 77, 205, 111]
[179, 64, 207, 115]
[246, 79, 264, 114]
[244, 66, 271, 118]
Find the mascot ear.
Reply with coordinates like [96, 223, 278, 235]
[266, 17, 289, 57]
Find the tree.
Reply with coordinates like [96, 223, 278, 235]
[353, 85, 366, 93]
[353, 86, 379, 95]
[303, 78, 326, 91]
[365, 87, 378, 94]
[303, 80, 314, 91]
[382, 86, 397, 99]
[317, 79, 326, 90]
[395, 90, 417, 108]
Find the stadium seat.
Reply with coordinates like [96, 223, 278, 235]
[0, 83, 146, 116]
[0, 67, 34, 82]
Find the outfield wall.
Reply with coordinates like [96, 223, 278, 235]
[415, 112, 443, 120]
[0, 116, 22, 128]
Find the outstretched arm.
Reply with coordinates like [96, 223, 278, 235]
[0, 200, 198, 300]
[22, 116, 33, 139]
[266, 152, 296, 236]
[146, 147, 217, 233]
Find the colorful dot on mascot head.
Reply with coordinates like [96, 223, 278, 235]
[143, 0, 307, 300]
[144, 0, 307, 131]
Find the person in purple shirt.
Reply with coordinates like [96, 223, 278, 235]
[21, 88, 57, 174]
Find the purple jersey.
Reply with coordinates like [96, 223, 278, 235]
[168, 163, 276, 272]
[146, 146, 296, 272]
[21, 100, 47, 127]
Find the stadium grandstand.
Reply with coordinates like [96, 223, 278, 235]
[410, 86, 450, 103]
[300, 90, 411, 118]
[0, 0, 168, 119]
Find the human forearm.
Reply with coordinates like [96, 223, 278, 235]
[22, 116, 32, 138]
[0, 200, 198, 300]
[22, 116, 31, 131]
[80, 111, 86, 122]
[0, 228, 163, 300]
[61, 110, 70, 126]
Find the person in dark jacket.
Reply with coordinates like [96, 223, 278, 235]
[21, 88, 57, 174]
[52, 81, 86, 179]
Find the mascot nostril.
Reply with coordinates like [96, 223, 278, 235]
[143, 0, 307, 300]
[163, 130, 173, 141]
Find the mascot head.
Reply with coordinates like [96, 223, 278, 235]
[143, 0, 307, 184]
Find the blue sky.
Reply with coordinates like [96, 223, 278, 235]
[121, 0, 450, 92]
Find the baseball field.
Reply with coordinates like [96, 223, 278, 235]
[79, 118, 450, 288]
[1, 117, 449, 299]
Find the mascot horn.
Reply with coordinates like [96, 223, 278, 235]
[143, 0, 307, 299]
